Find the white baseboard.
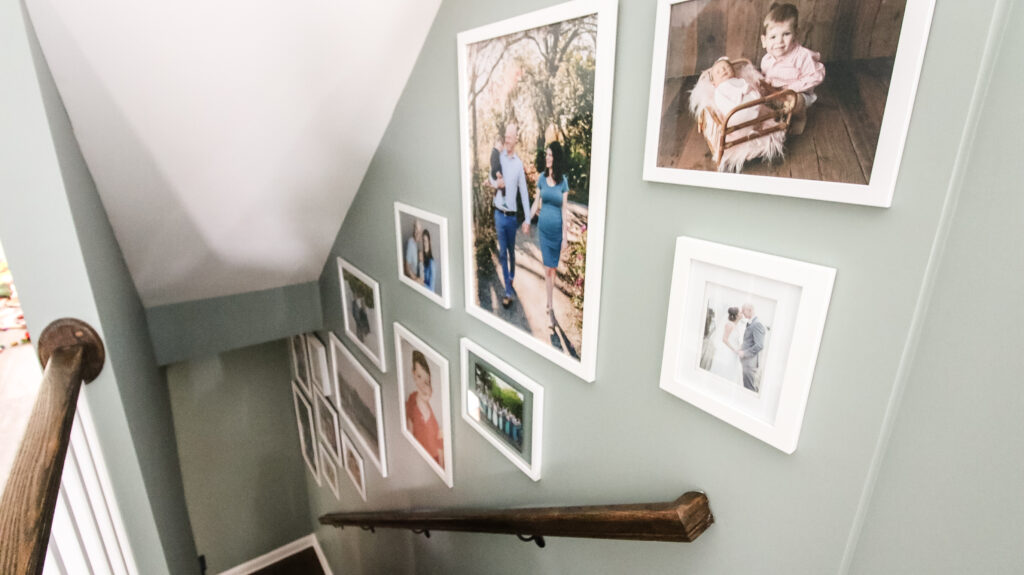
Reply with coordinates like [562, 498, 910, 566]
[217, 533, 334, 575]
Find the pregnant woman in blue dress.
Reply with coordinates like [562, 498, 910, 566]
[528, 141, 569, 327]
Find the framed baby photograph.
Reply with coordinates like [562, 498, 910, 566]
[342, 432, 368, 501]
[319, 443, 341, 500]
[307, 333, 331, 397]
[659, 236, 835, 453]
[313, 387, 342, 462]
[329, 331, 388, 477]
[292, 381, 321, 485]
[337, 257, 387, 373]
[289, 335, 311, 395]
[394, 202, 451, 309]
[394, 323, 453, 488]
[457, 0, 619, 382]
[643, 0, 936, 207]
[459, 338, 544, 481]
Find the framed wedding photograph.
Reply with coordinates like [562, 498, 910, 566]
[659, 236, 835, 453]
[337, 257, 387, 372]
[642, 0, 935, 207]
[394, 323, 453, 488]
[292, 381, 321, 485]
[318, 443, 341, 500]
[459, 338, 544, 481]
[289, 335, 311, 395]
[313, 387, 342, 462]
[329, 331, 388, 477]
[342, 432, 368, 501]
[457, 0, 619, 382]
[394, 202, 451, 309]
[307, 333, 331, 397]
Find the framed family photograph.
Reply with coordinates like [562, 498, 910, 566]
[342, 432, 367, 501]
[307, 334, 331, 397]
[291, 381, 321, 485]
[659, 236, 835, 453]
[460, 338, 544, 481]
[289, 335, 311, 395]
[394, 202, 451, 309]
[457, 0, 619, 382]
[329, 332, 388, 477]
[337, 257, 387, 373]
[318, 444, 341, 500]
[643, 0, 935, 206]
[394, 323, 453, 487]
[313, 387, 342, 462]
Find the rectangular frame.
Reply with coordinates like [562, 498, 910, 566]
[457, 0, 619, 382]
[642, 0, 936, 207]
[307, 333, 331, 397]
[289, 335, 311, 396]
[394, 323, 454, 488]
[291, 381, 321, 485]
[659, 236, 835, 453]
[329, 331, 388, 477]
[394, 202, 451, 309]
[459, 338, 544, 481]
[337, 257, 387, 373]
[313, 387, 342, 463]
[318, 443, 341, 500]
[341, 432, 368, 501]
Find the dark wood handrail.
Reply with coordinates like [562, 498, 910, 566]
[0, 318, 105, 575]
[320, 491, 713, 547]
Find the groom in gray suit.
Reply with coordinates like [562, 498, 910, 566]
[737, 303, 765, 392]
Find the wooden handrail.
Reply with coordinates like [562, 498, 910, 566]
[0, 318, 105, 575]
[320, 491, 713, 547]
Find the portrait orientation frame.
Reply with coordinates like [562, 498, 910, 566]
[459, 338, 544, 481]
[329, 331, 388, 477]
[289, 335, 311, 396]
[291, 381, 321, 486]
[642, 0, 936, 207]
[341, 432, 368, 501]
[313, 387, 342, 463]
[306, 333, 331, 397]
[457, 0, 619, 382]
[659, 236, 835, 453]
[337, 257, 387, 373]
[394, 202, 451, 309]
[318, 443, 341, 500]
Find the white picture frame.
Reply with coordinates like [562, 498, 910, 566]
[313, 387, 342, 463]
[394, 202, 451, 309]
[341, 432, 368, 501]
[459, 338, 544, 481]
[307, 334, 331, 397]
[291, 381, 321, 485]
[659, 236, 835, 453]
[457, 0, 619, 382]
[337, 257, 387, 373]
[329, 331, 388, 477]
[642, 0, 935, 207]
[394, 323, 454, 488]
[289, 335, 311, 396]
[318, 443, 341, 500]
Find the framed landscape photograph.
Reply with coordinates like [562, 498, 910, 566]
[291, 381, 321, 485]
[394, 202, 451, 309]
[307, 333, 331, 397]
[643, 0, 935, 206]
[319, 444, 341, 500]
[457, 0, 619, 382]
[313, 387, 342, 462]
[394, 323, 453, 488]
[337, 257, 387, 373]
[289, 335, 311, 395]
[659, 236, 835, 453]
[329, 331, 388, 477]
[342, 432, 367, 501]
[460, 338, 544, 481]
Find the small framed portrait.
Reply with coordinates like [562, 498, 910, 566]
[291, 381, 320, 485]
[337, 257, 387, 373]
[457, 0, 620, 382]
[313, 387, 342, 462]
[306, 334, 331, 397]
[318, 443, 341, 500]
[342, 432, 367, 501]
[394, 323, 453, 488]
[459, 338, 544, 481]
[329, 331, 388, 477]
[643, 0, 935, 207]
[659, 236, 835, 453]
[289, 335, 311, 395]
[394, 202, 451, 309]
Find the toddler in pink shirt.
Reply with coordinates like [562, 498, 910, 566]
[759, 3, 825, 135]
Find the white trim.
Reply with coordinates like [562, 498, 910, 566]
[394, 202, 452, 309]
[318, 443, 342, 500]
[337, 257, 388, 373]
[329, 332, 389, 477]
[306, 335, 331, 397]
[292, 382, 322, 485]
[217, 534, 334, 575]
[341, 431, 368, 501]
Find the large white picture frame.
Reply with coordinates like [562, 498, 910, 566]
[337, 257, 387, 373]
[394, 202, 451, 309]
[329, 331, 388, 477]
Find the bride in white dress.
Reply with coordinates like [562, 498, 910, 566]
[709, 306, 743, 385]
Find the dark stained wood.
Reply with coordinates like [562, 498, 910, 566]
[831, 59, 890, 181]
[812, 91, 867, 184]
[809, 0, 842, 60]
[870, 0, 906, 59]
[851, 0, 884, 60]
[36, 318, 105, 384]
[695, 1, 727, 73]
[320, 492, 713, 544]
[725, 0, 761, 63]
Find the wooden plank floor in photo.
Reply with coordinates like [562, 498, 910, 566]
[656, 58, 894, 185]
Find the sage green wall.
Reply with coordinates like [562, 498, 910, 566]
[1, 2, 196, 573]
[167, 341, 312, 574]
[306, 0, 1018, 573]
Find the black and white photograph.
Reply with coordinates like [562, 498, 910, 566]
[338, 256, 387, 372]
[394, 202, 450, 308]
[329, 331, 388, 476]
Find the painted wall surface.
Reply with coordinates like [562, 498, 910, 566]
[167, 341, 313, 574]
[303, 0, 1014, 573]
[0, 2, 194, 573]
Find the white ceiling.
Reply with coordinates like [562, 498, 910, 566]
[25, 0, 441, 307]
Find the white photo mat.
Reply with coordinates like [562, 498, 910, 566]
[337, 257, 387, 373]
[307, 334, 331, 396]
[394, 202, 451, 309]
[291, 381, 321, 485]
[289, 335, 311, 396]
[341, 432, 368, 501]
[318, 444, 341, 500]
[313, 387, 342, 463]
[329, 331, 388, 477]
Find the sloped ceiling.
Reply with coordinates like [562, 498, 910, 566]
[25, 0, 441, 307]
